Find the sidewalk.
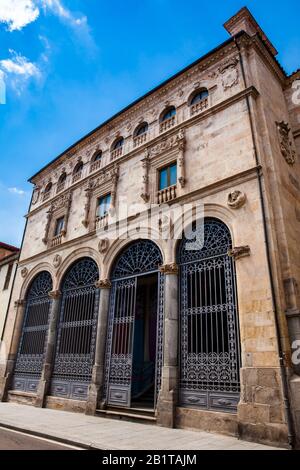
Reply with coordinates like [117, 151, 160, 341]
[0, 403, 282, 450]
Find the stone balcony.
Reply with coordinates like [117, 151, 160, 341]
[190, 97, 208, 116]
[160, 116, 176, 133]
[72, 171, 82, 184]
[56, 182, 65, 194]
[133, 133, 147, 148]
[111, 147, 123, 161]
[90, 159, 102, 173]
[51, 234, 63, 247]
[43, 191, 51, 202]
[157, 185, 177, 204]
[95, 213, 109, 231]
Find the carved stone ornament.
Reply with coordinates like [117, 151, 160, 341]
[14, 299, 26, 308]
[159, 263, 179, 275]
[31, 187, 40, 205]
[21, 267, 28, 278]
[98, 238, 109, 254]
[48, 290, 62, 300]
[95, 279, 112, 289]
[228, 246, 251, 260]
[219, 57, 239, 90]
[227, 190, 247, 209]
[276, 121, 296, 165]
[53, 254, 62, 268]
[146, 128, 185, 158]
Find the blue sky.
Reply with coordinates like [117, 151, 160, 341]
[0, 0, 300, 247]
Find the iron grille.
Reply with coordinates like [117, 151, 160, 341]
[178, 219, 241, 412]
[11, 271, 52, 393]
[50, 258, 99, 400]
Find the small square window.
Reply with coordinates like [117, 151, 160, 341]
[159, 163, 177, 190]
[97, 194, 111, 218]
[54, 217, 65, 237]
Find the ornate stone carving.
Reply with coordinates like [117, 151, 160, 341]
[178, 138, 186, 188]
[48, 290, 62, 300]
[31, 187, 40, 205]
[43, 191, 72, 244]
[159, 263, 179, 275]
[98, 238, 109, 254]
[14, 299, 25, 308]
[276, 121, 296, 165]
[53, 254, 62, 268]
[82, 185, 93, 227]
[95, 279, 112, 289]
[146, 128, 185, 158]
[228, 246, 251, 260]
[227, 190, 247, 209]
[21, 267, 28, 278]
[219, 57, 239, 90]
[141, 154, 150, 202]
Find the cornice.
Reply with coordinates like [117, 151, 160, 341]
[18, 165, 261, 267]
[27, 85, 259, 218]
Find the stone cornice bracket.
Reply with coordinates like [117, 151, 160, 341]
[159, 263, 179, 275]
[95, 279, 112, 289]
[141, 152, 150, 202]
[178, 133, 186, 188]
[14, 299, 26, 309]
[276, 121, 296, 166]
[228, 246, 251, 260]
[48, 290, 62, 300]
[227, 190, 247, 209]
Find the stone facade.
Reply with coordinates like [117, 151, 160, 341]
[0, 243, 19, 340]
[1, 7, 300, 448]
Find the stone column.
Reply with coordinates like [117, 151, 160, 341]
[86, 279, 111, 415]
[157, 263, 179, 428]
[0, 299, 26, 401]
[35, 290, 61, 408]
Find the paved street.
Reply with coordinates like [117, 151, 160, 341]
[0, 403, 284, 450]
[0, 427, 81, 450]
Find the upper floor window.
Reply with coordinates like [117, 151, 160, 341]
[57, 172, 67, 193]
[93, 151, 102, 162]
[72, 161, 83, 182]
[189, 89, 209, 116]
[111, 137, 124, 160]
[160, 106, 176, 122]
[43, 182, 52, 201]
[134, 122, 148, 136]
[54, 217, 65, 237]
[190, 89, 209, 105]
[97, 194, 111, 219]
[112, 138, 124, 150]
[159, 163, 177, 190]
[3, 263, 13, 290]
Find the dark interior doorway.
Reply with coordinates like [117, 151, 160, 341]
[131, 273, 158, 409]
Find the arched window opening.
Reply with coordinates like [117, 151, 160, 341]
[43, 182, 52, 201]
[160, 106, 176, 132]
[72, 161, 83, 182]
[57, 173, 67, 193]
[160, 106, 176, 122]
[133, 123, 149, 147]
[189, 89, 209, 115]
[111, 137, 124, 160]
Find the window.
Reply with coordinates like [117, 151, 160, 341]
[3, 263, 13, 290]
[159, 163, 177, 190]
[73, 161, 83, 174]
[161, 106, 176, 122]
[97, 194, 111, 218]
[135, 122, 148, 136]
[112, 138, 124, 150]
[93, 151, 102, 162]
[54, 217, 65, 237]
[58, 173, 67, 184]
[190, 89, 208, 105]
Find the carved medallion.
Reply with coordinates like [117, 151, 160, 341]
[227, 190, 247, 209]
[98, 238, 109, 254]
[53, 254, 62, 268]
[219, 57, 239, 90]
[276, 121, 296, 165]
[31, 187, 40, 205]
[21, 267, 28, 278]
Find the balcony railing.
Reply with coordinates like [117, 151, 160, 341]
[43, 191, 51, 202]
[51, 234, 63, 247]
[190, 97, 208, 116]
[95, 213, 109, 230]
[133, 133, 147, 148]
[56, 182, 65, 194]
[90, 159, 102, 173]
[111, 147, 123, 161]
[157, 185, 177, 204]
[72, 171, 82, 183]
[160, 116, 175, 133]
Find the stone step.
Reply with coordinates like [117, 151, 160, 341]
[7, 390, 36, 406]
[96, 406, 157, 425]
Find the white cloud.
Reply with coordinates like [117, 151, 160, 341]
[0, 0, 39, 31]
[40, 0, 88, 29]
[0, 50, 41, 94]
[8, 187, 26, 195]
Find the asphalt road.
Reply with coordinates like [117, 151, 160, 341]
[0, 427, 83, 450]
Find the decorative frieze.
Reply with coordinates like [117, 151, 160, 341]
[159, 263, 179, 275]
[276, 121, 296, 165]
[146, 128, 185, 158]
[228, 245, 251, 260]
[227, 190, 247, 209]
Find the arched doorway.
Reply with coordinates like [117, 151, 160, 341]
[104, 240, 164, 409]
[50, 257, 99, 400]
[11, 271, 53, 393]
[178, 218, 241, 412]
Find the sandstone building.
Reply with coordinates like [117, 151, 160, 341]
[0, 243, 19, 340]
[1, 7, 300, 448]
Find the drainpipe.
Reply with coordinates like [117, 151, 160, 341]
[234, 36, 295, 449]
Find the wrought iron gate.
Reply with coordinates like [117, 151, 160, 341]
[178, 219, 241, 412]
[50, 258, 99, 400]
[12, 272, 53, 393]
[104, 240, 164, 408]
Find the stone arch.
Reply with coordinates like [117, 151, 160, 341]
[20, 262, 55, 300]
[55, 247, 101, 289]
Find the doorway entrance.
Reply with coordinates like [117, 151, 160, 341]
[104, 240, 164, 409]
